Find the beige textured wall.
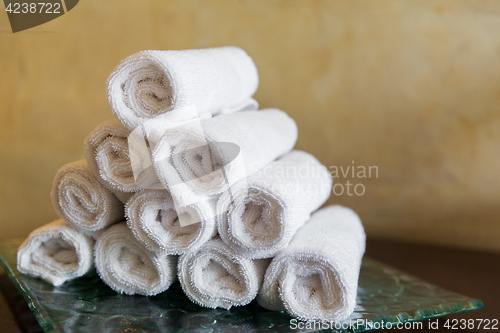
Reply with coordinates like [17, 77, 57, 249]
[1, 0, 500, 251]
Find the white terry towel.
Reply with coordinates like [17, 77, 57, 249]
[125, 190, 217, 254]
[257, 205, 366, 322]
[83, 120, 140, 198]
[94, 223, 177, 296]
[153, 109, 298, 207]
[178, 237, 270, 309]
[107, 46, 259, 129]
[17, 220, 94, 286]
[51, 160, 124, 235]
[217, 150, 332, 259]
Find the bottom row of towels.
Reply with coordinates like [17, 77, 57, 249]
[17, 205, 365, 322]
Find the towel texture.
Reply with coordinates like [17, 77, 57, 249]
[94, 223, 177, 296]
[125, 190, 217, 254]
[217, 150, 332, 259]
[51, 160, 124, 235]
[178, 237, 270, 309]
[84, 120, 140, 196]
[107, 46, 259, 129]
[17, 220, 94, 286]
[153, 109, 297, 207]
[257, 205, 366, 321]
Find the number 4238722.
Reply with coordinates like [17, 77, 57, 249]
[5, 3, 62, 14]
[444, 318, 498, 330]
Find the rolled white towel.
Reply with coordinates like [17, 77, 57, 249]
[107, 46, 259, 129]
[178, 237, 270, 309]
[17, 220, 94, 286]
[257, 205, 366, 321]
[125, 190, 217, 254]
[217, 150, 332, 259]
[153, 109, 297, 207]
[94, 223, 177, 296]
[51, 160, 124, 235]
[83, 120, 140, 197]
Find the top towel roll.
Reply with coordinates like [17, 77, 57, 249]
[107, 46, 259, 129]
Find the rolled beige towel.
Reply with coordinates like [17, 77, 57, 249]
[217, 150, 332, 259]
[153, 109, 297, 208]
[17, 220, 94, 286]
[107, 46, 259, 129]
[257, 205, 366, 321]
[83, 119, 140, 197]
[125, 189, 217, 254]
[178, 237, 270, 309]
[51, 160, 124, 235]
[94, 222, 177, 296]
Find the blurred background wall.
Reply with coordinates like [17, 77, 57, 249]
[1, 0, 499, 251]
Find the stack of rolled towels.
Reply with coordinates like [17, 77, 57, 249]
[17, 46, 366, 322]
